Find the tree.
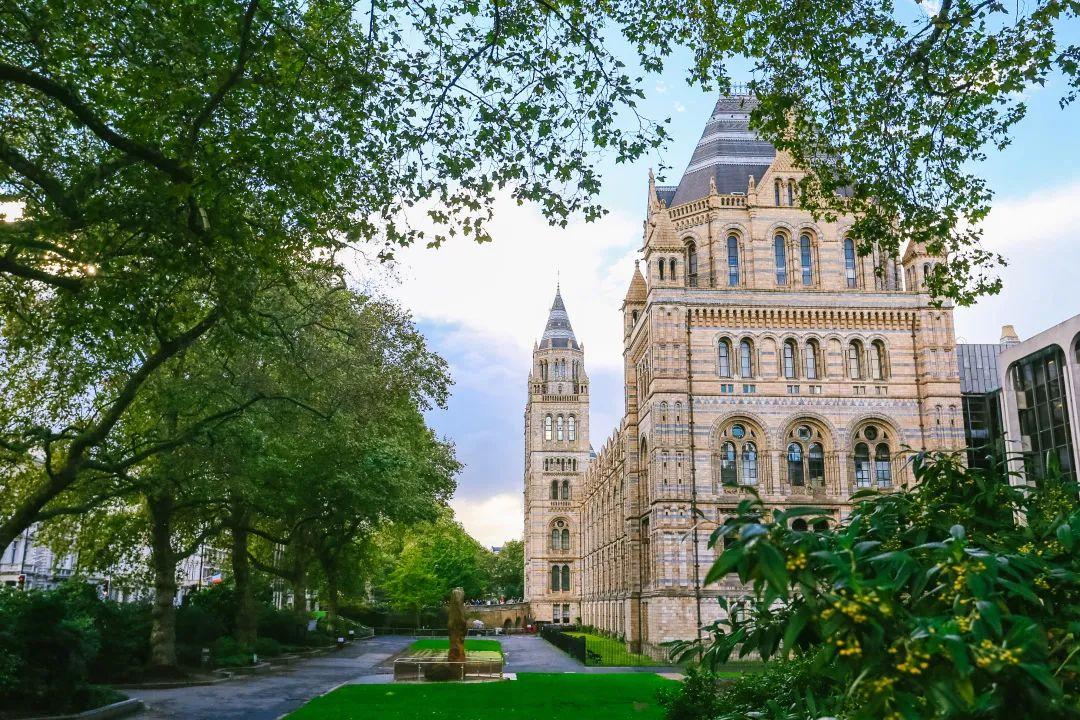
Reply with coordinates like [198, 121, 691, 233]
[382, 513, 492, 625]
[682, 454, 1080, 719]
[490, 539, 524, 599]
[0, 0, 666, 548]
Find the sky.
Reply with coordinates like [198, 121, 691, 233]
[365, 19, 1080, 548]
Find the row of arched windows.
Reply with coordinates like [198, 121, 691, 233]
[713, 421, 895, 489]
[544, 457, 578, 471]
[716, 337, 889, 380]
[539, 358, 579, 381]
[774, 178, 798, 207]
[656, 233, 908, 292]
[543, 414, 577, 441]
[549, 479, 571, 500]
[550, 564, 571, 592]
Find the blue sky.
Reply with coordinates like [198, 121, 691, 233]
[370, 20, 1080, 547]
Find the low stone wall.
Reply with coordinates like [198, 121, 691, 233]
[464, 602, 530, 630]
[392, 658, 504, 681]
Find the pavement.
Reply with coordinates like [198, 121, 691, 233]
[129, 634, 678, 719]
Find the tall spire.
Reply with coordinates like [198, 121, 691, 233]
[540, 285, 579, 349]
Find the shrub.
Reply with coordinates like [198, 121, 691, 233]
[683, 453, 1080, 719]
[90, 599, 152, 682]
[657, 664, 724, 720]
[253, 637, 282, 658]
[211, 636, 252, 667]
[258, 604, 307, 645]
[0, 584, 102, 714]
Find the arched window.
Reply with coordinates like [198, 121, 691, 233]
[923, 262, 931, 288]
[808, 442, 825, 486]
[813, 519, 830, 532]
[870, 340, 887, 380]
[800, 233, 813, 286]
[788, 179, 796, 206]
[670, 257, 677, 280]
[854, 443, 871, 487]
[686, 242, 698, 287]
[545, 415, 553, 440]
[844, 238, 857, 288]
[632, 310, 639, 323]
[658, 258, 665, 281]
[561, 479, 570, 500]
[550, 565, 560, 591]
[720, 441, 737, 485]
[561, 528, 570, 550]
[875, 444, 892, 487]
[774, 180, 782, 206]
[774, 234, 788, 285]
[551, 528, 560, 549]
[805, 340, 819, 379]
[717, 339, 732, 377]
[739, 339, 754, 378]
[787, 442, 805, 486]
[561, 564, 570, 591]
[848, 341, 863, 379]
[783, 340, 797, 379]
[550, 480, 558, 499]
[568, 415, 576, 441]
[741, 442, 758, 485]
[556, 415, 564, 441]
[727, 235, 740, 286]
[792, 518, 808, 532]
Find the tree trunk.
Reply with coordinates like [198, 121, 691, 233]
[320, 553, 341, 632]
[147, 492, 179, 671]
[231, 511, 257, 646]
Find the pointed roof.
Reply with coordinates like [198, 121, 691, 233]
[623, 262, 647, 306]
[539, 285, 579, 349]
[669, 94, 776, 207]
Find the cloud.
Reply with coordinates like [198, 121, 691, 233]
[355, 192, 643, 374]
[655, 81, 668, 94]
[954, 179, 1080, 343]
[450, 492, 523, 547]
[674, 102, 686, 113]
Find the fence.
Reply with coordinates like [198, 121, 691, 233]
[541, 625, 675, 667]
[540, 624, 587, 663]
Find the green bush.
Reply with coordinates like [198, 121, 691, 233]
[682, 453, 1080, 719]
[89, 599, 152, 682]
[258, 603, 308, 644]
[211, 636, 253, 667]
[0, 584, 105, 714]
[657, 664, 724, 720]
[253, 637, 283, 658]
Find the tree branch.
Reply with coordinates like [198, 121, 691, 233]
[0, 63, 192, 183]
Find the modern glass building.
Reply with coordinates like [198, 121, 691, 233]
[956, 343, 1004, 469]
[998, 315, 1080, 483]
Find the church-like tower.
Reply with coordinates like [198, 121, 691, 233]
[522, 287, 590, 624]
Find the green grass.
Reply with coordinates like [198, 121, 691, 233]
[286, 672, 676, 719]
[406, 638, 503, 658]
[562, 632, 663, 667]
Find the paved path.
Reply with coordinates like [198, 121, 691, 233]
[130, 636, 411, 720]
[130, 634, 677, 719]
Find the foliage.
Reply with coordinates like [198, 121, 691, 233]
[0, 584, 103, 714]
[678, 0, 1080, 304]
[408, 638, 504, 655]
[489, 538, 525, 599]
[657, 664, 724, 720]
[379, 512, 493, 617]
[681, 453, 1080, 719]
[286, 672, 678, 720]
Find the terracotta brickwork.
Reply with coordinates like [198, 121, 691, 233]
[525, 95, 964, 655]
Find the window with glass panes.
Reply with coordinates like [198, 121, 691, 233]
[1011, 346, 1075, 481]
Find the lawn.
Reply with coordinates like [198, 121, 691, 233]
[562, 632, 663, 667]
[286, 672, 676, 719]
[404, 638, 503, 662]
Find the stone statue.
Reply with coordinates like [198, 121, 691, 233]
[447, 587, 467, 662]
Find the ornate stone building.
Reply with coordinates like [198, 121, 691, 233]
[522, 288, 591, 624]
[523, 95, 964, 653]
